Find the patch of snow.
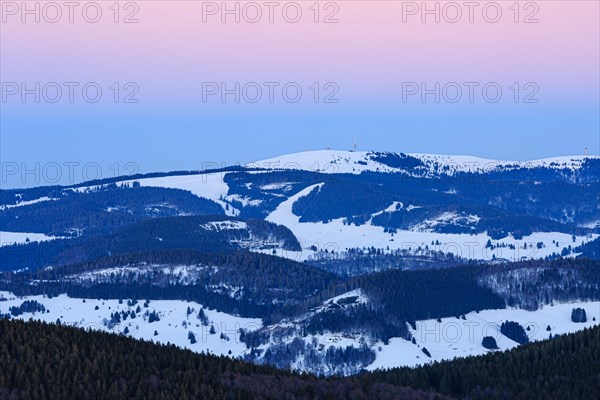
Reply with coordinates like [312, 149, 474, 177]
[579, 220, 600, 229]
[313, 289, 369, 313]
[201, 220, 248, 231]
[0, 231, 58, 247]
[370, 202, 403, 219]
[260, 182, 296, 191]
[0, 197, 56, 210]
[65, 264, 217, 286]
[411, 212, 481, 232]
[225, 194, 263, 207]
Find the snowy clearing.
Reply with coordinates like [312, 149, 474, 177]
[0, 292, 262, 358]
[0, 231, 58, 247]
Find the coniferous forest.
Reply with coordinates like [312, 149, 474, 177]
[0, 318, 598, 399]
[0, 319, 445, 400]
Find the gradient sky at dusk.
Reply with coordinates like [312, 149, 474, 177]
[1, 1, 599, 187]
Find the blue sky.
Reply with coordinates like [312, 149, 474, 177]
[2, 100, 599, 189]
[3, 1, 599, 189]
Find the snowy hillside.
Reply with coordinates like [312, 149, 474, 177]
[368, 301, 600, 371]
[266, 183, 598, 262]
[3, 290, 596, 376]
[244, 289, 600, 375]
[250, 150, 599, 176]
[1, 149, 598, 273]
[250, 151, 402, 174]
[0, 291, 261, 358]
[74, 172, 239, 216]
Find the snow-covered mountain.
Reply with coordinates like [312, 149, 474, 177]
[0, 150, 599, 377]
[1, 150, 598, 269]
[249, 150, 599, 177]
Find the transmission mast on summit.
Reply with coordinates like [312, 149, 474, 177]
[353, 137, 357, 152]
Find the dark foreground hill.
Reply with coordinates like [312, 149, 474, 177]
[0, 319, 445, 400]
[1, 318, 599, 400]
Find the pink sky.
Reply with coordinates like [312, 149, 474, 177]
[2, 1, 598, 100]
[1, 1, 599, 173]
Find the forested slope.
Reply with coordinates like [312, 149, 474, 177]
[1, 318, 598, 399]
[362, 325, 600, 400]
[0, 319, 445, 400]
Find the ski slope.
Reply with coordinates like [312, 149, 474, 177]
[266, 184, 597, 261]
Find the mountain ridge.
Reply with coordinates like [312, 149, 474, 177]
[248, 149, 599, 176]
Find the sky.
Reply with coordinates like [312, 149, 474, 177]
[1, 0, 599, 188]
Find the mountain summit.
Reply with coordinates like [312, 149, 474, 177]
[248, 150, 599, 177]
